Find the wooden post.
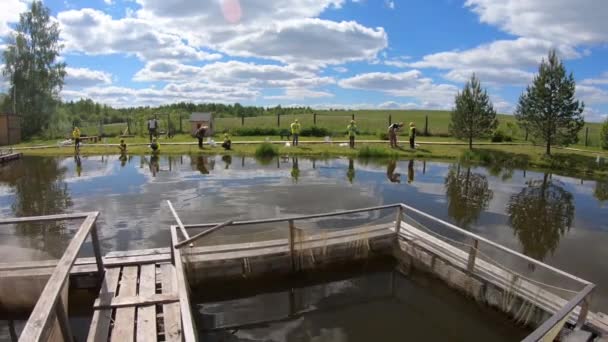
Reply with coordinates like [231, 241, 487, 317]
[585, 127, 589, 146]
[56, 295, 74, 342]
[388, 114, 392, 125]
[313, 113, 317, 125]
[525, 128, 528, 141]
[424, 115, 429, 136]
[394, 206, 403, 236]
[277, 114, 280, 127]
[467, 238, 479, 273]
[289, 220, 296, 272]
[241, 115, 245, 126]
[90, 223, 104, 281]
[8, 320, 17, 342]
[351, 113, 355, 120]
[576, 294, 591, 328]
[127, 118, 131, 135]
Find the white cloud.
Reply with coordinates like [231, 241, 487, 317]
[444, 67, 533, 85]
[265, 88, 334, 100]
[582, 107, 608, 123]
[58, 9, 222, 62]
[582, 72, 608, 86]
[218, 19, 387, 66]
[577, 85, 608, 106]
[103, 0, 113, 4]
[0, 0, 27, 37]
[339, 70, 459, 108]
[378, 101, 419, 109]
[465, 0, 608, 45]
[410, 38, 580, 70]
[65, 67, 112, 88]
[385, 0, 395, 9]
[333, 66, 348, 73]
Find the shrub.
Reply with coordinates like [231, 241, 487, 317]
[601, 119, 608, 150]
[377, 131, 389, 140]
[300, 126, 330, 137]
[358, 145, 398, 158]
[255, 142, 279, 158]
[232, 127, 279, 136]
[491, 129, 513, 143]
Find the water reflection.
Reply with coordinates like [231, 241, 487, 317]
[386, 160, 401, 183]
[222, 155, 232, 169]
[595, 181, 608, 202]
[74, 155, 82, 177]
[444, 165, 493, 228]
[507, 174, 574, 262]
[347, 159, 355, 184]
[407, 160, 414, 184]
[291, 157, 300, 183]
[194, 155, 210, 175]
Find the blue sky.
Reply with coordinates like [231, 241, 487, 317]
[1, 0, 608, 121]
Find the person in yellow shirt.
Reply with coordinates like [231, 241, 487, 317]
[222, 133, 232, 150]
[72, 127, 81, 153]
[346, 120, 358, 148]
[290, 119, 301, 146]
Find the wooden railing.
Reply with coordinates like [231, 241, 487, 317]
[0, 212, 102, 342]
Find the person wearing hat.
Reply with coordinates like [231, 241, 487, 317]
[346, 119, 358, 148]
[194, 123, 207, 149]
[290, 119, 301, 146]
[409, 122, 417, 149]
[388, 122, 404, 148]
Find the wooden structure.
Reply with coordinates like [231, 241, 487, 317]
[189, 112, 214, 136]
[1, 203, 607, 341]
[0, 151, 22, 163]
[0, 113, 20, 146]
[80, 136, 99, 143]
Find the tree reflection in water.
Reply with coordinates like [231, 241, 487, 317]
[507, 173, 574, 262]
[444, 164, 493, 228]
[595, 180, 608, 202]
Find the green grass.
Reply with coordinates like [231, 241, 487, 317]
[358, 145, 399, 158]
[254, 142, 279, 158]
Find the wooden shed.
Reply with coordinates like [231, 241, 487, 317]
[0, 113, 21, 146]
[189, 112, 214, 136]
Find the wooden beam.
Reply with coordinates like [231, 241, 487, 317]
[161, 263, 182, 342]
[137, 264, 158, 342]
[90, 223, 104, 281]
[111, 266, 138, 341]
[170, 226, 198, 342]
[174, 220, 233, 249]
[167, 200, 190, 240]
[0, 212, 95, 225]
[18, 212, 99, 342]
[94, 293, 179, 310]
[87, 268, 121, 342]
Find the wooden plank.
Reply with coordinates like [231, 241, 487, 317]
[87, 267, 121, 342]
[161, 263, 182, 342]
[104, 254, 171, 267]
[94, 293, 178, 310]
[170, 226, 197, 342]
[18, 212, 99, 342]
[136, 264, 158, 342]
[0, 212, 94, 225]
[111, 266, 138, 342]
[167, 200, 190, 240]
[175, 220, 234, 248]
[105, 248, 170, 259]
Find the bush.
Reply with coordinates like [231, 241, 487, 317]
[358, 145, 398, 158]
[255, 142, 279, 158]
[601, 119, 608, 150]
[232, 127, 280, 136]
[491, 129, 513, 142]
[300, 126, 330, 137]
[377, 131, 389, 140]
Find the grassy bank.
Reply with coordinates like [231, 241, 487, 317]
[13, 139, 608, 179]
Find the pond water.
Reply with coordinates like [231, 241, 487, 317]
[0, 155, 607, 315]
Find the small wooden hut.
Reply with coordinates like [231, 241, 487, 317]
[0, 113, 21, 146]
[189, 112, 214, 136]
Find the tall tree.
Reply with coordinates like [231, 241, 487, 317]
[449, 74, 497, 149]
[2, 1, 66, 138]
[601, 118, 608, 150]
[515, 50, 584, 155]
[507, 174, 574, 261]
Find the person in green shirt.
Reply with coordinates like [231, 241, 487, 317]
[346, 120, 358, 148]
[290, 119, 301, 146]
[222, 133, 232, 150]
[409, 122, 417, 149]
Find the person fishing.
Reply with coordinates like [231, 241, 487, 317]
[346, 120, 358, 148]
[290, 119, 301, 146]
[150, 137, 160, 154]
[222, 133, 232, 150]
[409, 122, 417, 149]
[388, 122, 404, 148]
[118, 139, 127, 154]
[72, 126, 81, 153]
[147, 117, 158, 143]
[195, 124, 207, 149]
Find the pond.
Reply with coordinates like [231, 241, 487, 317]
[0, 154, 607, 316]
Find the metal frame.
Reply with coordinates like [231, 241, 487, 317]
[0, 212, 102, 342]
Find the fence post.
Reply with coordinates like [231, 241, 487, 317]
[467, 238, 479, 273]
[585, 127, 589, 146]
[352, 113, 355, 120]
[277, 114, 280, 127]
[388, 114, 392, 126]
[241, 115, 245, 126]
[424, 115, 429, 136]
[90, 223, 104, 282]
[576, 292, 592, 328]
[525, 128, 528, 141]
[394, 206, 403, 236]
[56, 295, 74, 342]
[289, 220, 296, 272]
[314, 113, 317, 125]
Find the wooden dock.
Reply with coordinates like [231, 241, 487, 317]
[0, 152, 21, 163]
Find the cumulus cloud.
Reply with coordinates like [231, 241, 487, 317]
[582, 107, 608, 123]
[265, 88, 334, 100]
[577, 85, 608, 106]
[333, 66, 348, 73]
[582, 72, 608, 86]
[465, 0, 608, 45]
[378, 101, 419, 109]
[339, 70, 458, 108]
[65, 67, 112, 88]
[444, 67, 533, 85]
[58, 9, 222, 62]
[0, 0, 27, 37]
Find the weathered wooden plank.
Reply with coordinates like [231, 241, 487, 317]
[104, 254, 171, 267]
[136, 264, 158, 342]
[105, 248, 170, 259]
[175, 220, 234, 248]
[87, 267, 121, 342]
[18, 212, 99, 342]
[161, 263, 182, 342]
[94, 293, 178, 310]
[111, 266, 138, 342]
[0, 212, 94, 225]
[170, 226, 197, 342]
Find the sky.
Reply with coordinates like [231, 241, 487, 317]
[1, 0, 608, 122]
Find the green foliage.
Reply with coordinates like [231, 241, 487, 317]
[601, 118, 608, 150]
[300, 126, 330, 137]
[232, 127, 280, 136]
[450, 74, 498, 149]
[357, 146, 398, 158]
[490, 129, 513, 142]
[2, 1, 66, 138]
[377, 131, 389, 140]
[254, 142, 279, 158]
[42, 107, 71, 139]
[515, 50, 585, 155]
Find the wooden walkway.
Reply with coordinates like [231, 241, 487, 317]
[87, 262, 183, 342]
[0, 152, 21, 163]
